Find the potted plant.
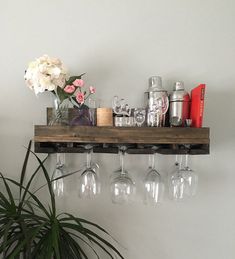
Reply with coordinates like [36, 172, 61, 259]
[0, 141, 124, 259]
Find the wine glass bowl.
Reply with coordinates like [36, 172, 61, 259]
[110, 148, 135, 204]
[169, 170, 185, 200]
[169, 155, 186, 201]
[78, 147, 100, 199]
[52, 165, 66, 197]
[180, 155, 198, 197]
[51, 153, 67, 197]
[111, 170, 135, 204]
[79, 168, 100, 199]
[143, 153, 164, 205]
[144, 170, 163, 204]
[168, 154, 197, 200]
[181, 167, 198, 196]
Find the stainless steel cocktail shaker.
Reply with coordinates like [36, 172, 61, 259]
[145, 76, 169, 127]
[169, 81, 190, 127]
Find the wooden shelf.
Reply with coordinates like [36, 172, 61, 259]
[34, 126, 210, 155]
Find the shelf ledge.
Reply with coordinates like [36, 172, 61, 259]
[34, 126, 210, 155]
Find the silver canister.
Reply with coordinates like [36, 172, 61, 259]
[169, 81, 190, 127]
[145, 76, 169, 127]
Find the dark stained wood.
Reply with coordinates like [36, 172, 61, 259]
[35, 126, 209, 144]
[34, 126, 210, 155]
[34, 142, 209, 155]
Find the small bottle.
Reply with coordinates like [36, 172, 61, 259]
[169, 81, 190, 127]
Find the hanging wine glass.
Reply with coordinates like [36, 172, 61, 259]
[110, 149, 123, 182]
[144, 153, 164, 205]
[180, 154, 198, 196]
[110, 147, 135, 204]
[78, 147, 101, 199]
[169, 155, 186, 201]
[51, 153, 67, 197]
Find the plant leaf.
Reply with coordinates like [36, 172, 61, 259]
[0, 173, 16, 210]
[67, 231, 100, 259]
[7, 222, 46, 259]
[18, 154, 48, 214]
[19, 141, 32, 198]
[29, 150, 56, 216]
[66, 74, 85, 85]
[57, 86, 70, 103]
[1, 177, 50, 218]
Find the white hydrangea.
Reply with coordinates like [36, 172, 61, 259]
[24, 55, 67, 95]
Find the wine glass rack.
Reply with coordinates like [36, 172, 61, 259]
[34, 125, 210, 155]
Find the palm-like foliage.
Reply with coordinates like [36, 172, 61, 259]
[0, 141, 124, 259]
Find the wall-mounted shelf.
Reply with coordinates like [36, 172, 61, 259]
[34, 126, 210, 155]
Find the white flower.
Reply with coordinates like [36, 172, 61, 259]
[24, 54, 67, 95]
[53, 76, 66, 88]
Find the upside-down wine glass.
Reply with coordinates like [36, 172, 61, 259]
[180, 154, 198, 197]
[78, 146, 101, 199]
[51, 153, 67, 197]
[169, 155, 186, 201]
[144, 153, 164, 205]
[110, 147, 135, 204]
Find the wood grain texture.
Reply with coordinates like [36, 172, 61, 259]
[34, 126, 210, 154]
[34, 126, 210, 144]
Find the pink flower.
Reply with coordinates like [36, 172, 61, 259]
[73, 79, 84, 87]
[89, 86, 96, 94]
[64, 85, 75, 94]
[76, 92, 85, 104]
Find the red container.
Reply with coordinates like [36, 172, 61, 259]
[190, 84, 206, 128]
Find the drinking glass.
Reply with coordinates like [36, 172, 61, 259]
[78, 148, 101, 199]
[114, 116, 123, 127]
[88, 98, 96, 126]
[144, 154, 164, 205]
[51, 153, 67, 197]
[110, 148, 135, 204]
[112, 96, 131, 116]
[180, 154, 198, 196]
[134, 108, 146, 127]
[169, 155, 186, 200]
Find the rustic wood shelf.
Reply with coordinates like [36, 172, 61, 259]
[34, 126, 210, 155]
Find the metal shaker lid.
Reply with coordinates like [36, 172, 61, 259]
[147, 76, 167, 92]
[170, 81, 190, 102]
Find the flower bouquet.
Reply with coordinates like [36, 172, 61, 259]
[24, 55, 96, 125]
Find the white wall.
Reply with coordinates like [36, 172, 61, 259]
[1, 0, 235, 258]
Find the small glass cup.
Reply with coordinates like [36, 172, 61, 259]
[115, 116, 123, 127]
[134, 108, 146, 127]
[125, 117, 134, 127]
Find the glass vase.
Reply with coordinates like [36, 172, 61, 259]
[49, 97, 68, 126]
[70, 102, 96, 126]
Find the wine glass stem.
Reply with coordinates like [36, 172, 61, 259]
[149, 154, 155, 169]
[185, 154, 189, 168]
[86, 150, 92, 168]
[175, 155, 178, 165]
[57, 153, 65, 167]
[120, 151, 125, 175]
[179, 155, 183, 170]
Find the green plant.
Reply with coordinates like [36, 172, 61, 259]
[0, 141, 124, 259]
